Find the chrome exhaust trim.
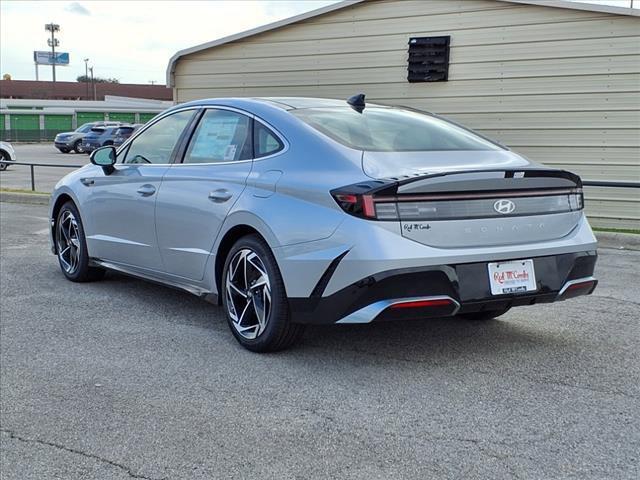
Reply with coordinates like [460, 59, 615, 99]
[557, 276, 598, 299]
[336, 295, 460, 324]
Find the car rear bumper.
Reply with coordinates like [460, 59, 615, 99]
[288, 250, 597, 324]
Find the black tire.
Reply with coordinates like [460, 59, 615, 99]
[458, 308, 510, 321]
[59, 148, 70, 154]
[221, 234, 304, 352]
[55, 201, 106, 282]
[0, 151, 9, 171]
[73, 140, 85, 154]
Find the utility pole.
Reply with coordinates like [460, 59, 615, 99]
[149, 80, 156, 85]
[89, 66, 96, 100]
[45, 23, 60, 82]
[84, 58, 89, 99]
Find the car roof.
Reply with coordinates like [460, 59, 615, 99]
[254, 97, 351, 110]
[176, 96, 388, 112]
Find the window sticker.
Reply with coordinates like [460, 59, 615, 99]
[190, 115, 241, 161]
[223, 144, 237, 161]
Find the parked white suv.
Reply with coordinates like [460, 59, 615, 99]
[0, 141, 16, 171]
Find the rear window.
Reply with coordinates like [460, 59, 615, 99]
[254, 122, 284, 158]
[291, 106, 502, 152]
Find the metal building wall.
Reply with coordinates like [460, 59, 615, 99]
[173, 0, 640, 228]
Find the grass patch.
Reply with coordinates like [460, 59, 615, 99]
[0, 187, 49, 195]
[594, 227, 640, 235]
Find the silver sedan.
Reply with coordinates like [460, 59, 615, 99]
[49, 97, 598, 351]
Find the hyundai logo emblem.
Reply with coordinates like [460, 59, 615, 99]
[493, 199, 516, 214]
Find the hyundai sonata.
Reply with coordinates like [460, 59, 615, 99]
[49, 96, 598, 351]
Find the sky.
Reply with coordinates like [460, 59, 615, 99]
[0, 0, 636, 86]
[0, 1, 338, 84]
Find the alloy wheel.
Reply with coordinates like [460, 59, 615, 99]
[56, 210, 81, 274]
[225, 248, 272, 340]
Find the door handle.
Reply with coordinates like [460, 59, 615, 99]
[208, 189, 233, 203]
[80, 178, 95, 186]
[137, 184, 156, 197]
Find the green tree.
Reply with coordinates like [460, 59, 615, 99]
[77, 75, 119, 84]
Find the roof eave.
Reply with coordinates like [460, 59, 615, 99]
[166, 0, 639, 87]
[166, 0, 365, 87]
[499, 0, 639, 17]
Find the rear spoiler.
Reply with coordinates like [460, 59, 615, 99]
[335, 168, 581, 197]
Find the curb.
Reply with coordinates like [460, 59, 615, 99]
[595, 231, 640, 251]
[0, 191, 50, 206]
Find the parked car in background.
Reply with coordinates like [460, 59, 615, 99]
[48, 97, 598, 352]
[0, 141, 16, 171]
[54, 121, 121, 154]
[81, 125, 121, 154]
[113, 124, 144, 147]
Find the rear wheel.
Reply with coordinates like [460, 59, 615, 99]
[222, 235, 304, 352]
[73, 140, 85, 154]
[55, 201, 105, 282]
[59, 148, 70, 154]
[459, 308, 510, 321]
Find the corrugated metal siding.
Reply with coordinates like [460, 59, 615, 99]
[174, 0, 640, 228]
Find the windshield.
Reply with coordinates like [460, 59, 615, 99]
[76, 123, 94, 133]
[291, 107, 503, 152]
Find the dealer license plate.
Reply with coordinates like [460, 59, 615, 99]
[488, 259, 537, 295]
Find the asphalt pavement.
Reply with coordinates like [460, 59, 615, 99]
[0, 144, 90, 192]
[0, 202, 638, 479]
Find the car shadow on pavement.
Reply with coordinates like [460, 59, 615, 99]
[98, 271, 570, 365]
[300, 317, 570, 364]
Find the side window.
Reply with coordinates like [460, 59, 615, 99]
[123, 110, 194, 164]
[254, 122, 284, 158]
[183, 109, 252, 164]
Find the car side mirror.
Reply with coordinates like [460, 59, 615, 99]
[90, 146, 116, 175]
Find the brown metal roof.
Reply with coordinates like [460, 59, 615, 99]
[0, 80, 172, 101]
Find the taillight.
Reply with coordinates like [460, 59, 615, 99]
[332, 193, 377, 219]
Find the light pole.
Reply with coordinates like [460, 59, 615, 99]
[84, 58, 89, 99]
[89, 66, 96, 101]
[45, 23, 60, 82]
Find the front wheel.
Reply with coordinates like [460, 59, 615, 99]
[222, 235, 304, 352]
[73, 140, 85, 154]
[55, 201, 105, 282]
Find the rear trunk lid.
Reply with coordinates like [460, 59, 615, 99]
[333, 151, 584, 248]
